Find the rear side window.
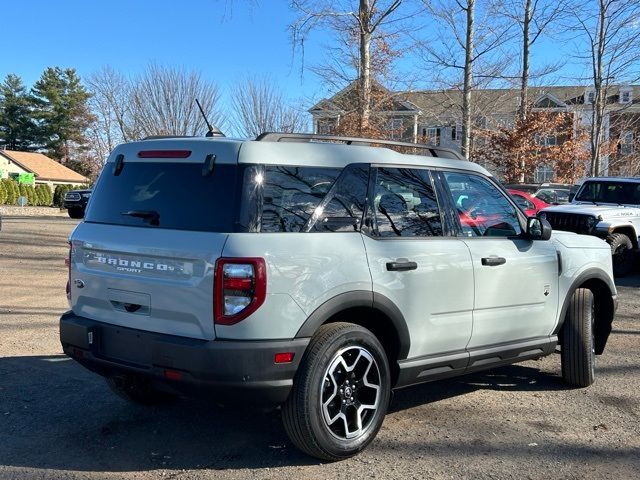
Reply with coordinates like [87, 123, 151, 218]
[85, 162, 238, 232]
[260, 166, 341, 232]
[372, 167, 443, 237]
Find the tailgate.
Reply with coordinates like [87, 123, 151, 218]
[69, 139, 242, 341]
[70, 223, 227, 340]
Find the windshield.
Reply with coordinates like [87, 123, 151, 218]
[575, 180, 640, 204]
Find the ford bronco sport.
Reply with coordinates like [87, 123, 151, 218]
[60, 133, 617, 461]
[541, 177, 640, 277]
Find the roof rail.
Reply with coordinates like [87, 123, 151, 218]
[255, 132, 464, 160]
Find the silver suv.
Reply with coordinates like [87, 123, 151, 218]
[60, 133, 617, 460]
[541, 177, 640, 277]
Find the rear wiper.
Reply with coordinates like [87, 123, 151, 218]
[121, 210, 160, 226]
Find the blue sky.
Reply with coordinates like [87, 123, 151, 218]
[1, 1, 329, 105]
[1, 1, 583, 116]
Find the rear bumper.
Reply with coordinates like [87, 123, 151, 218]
[59, 311, 309, 404]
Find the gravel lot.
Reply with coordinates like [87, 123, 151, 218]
[1, 217, 639, 480]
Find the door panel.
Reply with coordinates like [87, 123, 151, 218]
[363, 237, 474, 359]
[364, 166, 474, 360]
[439, 170, 559, 350]
[463, 238, 559, 348]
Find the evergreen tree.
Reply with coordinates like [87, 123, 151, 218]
[31, 67, 93, 161]
[0, 74, 37, 150]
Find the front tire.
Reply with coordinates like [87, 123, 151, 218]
[561, 288, 596, 388]
[68, 207, 84, 219]
[282, 322, 391, 461]
[607, 233, 633, 277]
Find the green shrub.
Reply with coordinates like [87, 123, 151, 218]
[3, 179, 18, 205]
[35, 184, 52, 206]
[0, 181, 7, 204]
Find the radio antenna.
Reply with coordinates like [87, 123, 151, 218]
[195, 98, 224, 137]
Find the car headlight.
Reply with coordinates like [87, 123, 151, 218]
[586, 216, 597, 229]
[539, 212, 547, 220]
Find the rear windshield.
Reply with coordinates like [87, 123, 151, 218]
[85, 162, 238, 232]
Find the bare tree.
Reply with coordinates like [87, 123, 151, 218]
[230, 77, 308, 137]
[86, 67, 138, 166]
[571, 0, 640, 176]
[500, 0, 568, 119]
[86, 64, 224, 174]
[290, 0, 418, 133]
[131, 64, 224, 137]
[421, 0, 515, 159]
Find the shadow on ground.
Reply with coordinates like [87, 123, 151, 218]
[0, 354, 574, 473]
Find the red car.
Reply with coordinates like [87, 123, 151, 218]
[507, 189, 550, 216]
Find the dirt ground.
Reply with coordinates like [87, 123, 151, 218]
[1, 217, 638, 480]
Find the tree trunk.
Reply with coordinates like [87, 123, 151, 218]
[462, 0, 475, 160]
[591, 0, 607, 176]
[518, 0, 532, 182]
[359, 0, 372, 132]
[519, 0, 531, 120]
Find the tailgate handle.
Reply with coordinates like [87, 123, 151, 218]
[481, 256, 506, 267]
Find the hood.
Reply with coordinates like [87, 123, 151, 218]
[541, 203, 640, 218]
[550, 230, 608, 249]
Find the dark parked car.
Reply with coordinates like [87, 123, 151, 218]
[63, 189, 91, 219]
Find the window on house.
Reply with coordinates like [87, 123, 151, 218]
[586, 91, 595, 104]
[534, 165, 554, 183]
[535, 134, 557, 147]
[620, 131, 634, 155]
[386, 118, 403, 140]
[421, 127, 440, 146]
[317, 120, 333, 135]
[620, 90, 632, 104]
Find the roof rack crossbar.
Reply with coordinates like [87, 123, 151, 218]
[255, 132, 464, 160]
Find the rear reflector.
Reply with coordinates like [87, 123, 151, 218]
[275, 352, 294, 364]
[137, 150, 192, 158]
[164, 369, 183, 381]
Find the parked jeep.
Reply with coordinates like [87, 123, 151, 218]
[540, 177, 640, 276]
[63, 189, 92, 219]
[60, 133, 617, 461]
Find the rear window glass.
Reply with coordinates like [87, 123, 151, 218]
[85, 162, 238, 232]
[260, 166, 341, 232]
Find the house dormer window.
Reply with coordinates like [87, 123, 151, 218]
[586, 90, 595, 104]
[620, 88, 632, 104]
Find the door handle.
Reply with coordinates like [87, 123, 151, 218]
[386, 261, 418, 272]
[481, 256, 506, 267]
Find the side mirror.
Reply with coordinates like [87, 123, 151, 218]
[568, 193, 575, 202]
[527, 217, 552, 240]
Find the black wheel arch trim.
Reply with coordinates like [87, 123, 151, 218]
[294, 290, 411, 360]
[554, 268, 617, 354]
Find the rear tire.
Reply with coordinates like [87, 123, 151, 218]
[282, 322, 391, 461]
[561, 288, 596, 388]
[105, 375, 175, 406]
[607, 233, 633, 277]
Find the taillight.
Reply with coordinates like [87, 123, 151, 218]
[137, 150, 192, 158]
[214, 258, 266, 325]
[65, 241, 72, 304]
